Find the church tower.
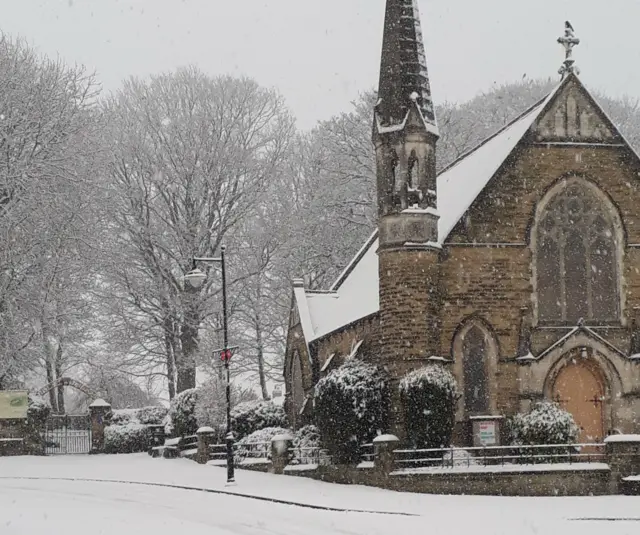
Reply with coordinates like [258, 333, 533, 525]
[375, 0, 442, 382]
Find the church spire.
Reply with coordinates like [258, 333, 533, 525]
[375, 0, 438, 135]
[373, 0, 439, 232]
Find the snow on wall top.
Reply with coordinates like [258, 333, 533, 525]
[295, 81, 571, 344]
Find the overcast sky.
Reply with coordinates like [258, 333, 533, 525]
[2, 0, 639, 129]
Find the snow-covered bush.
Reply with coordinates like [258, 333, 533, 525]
[168, 389, 199, 437]
[291, 425, 322, 464]
[234, 426, 290, 463]
[231, 400, 288, 440]
[111, 406, 168, 426]
[104, 406, 168, 454]
[509, 401, 579, 445]
[136, 406, 168, 425]
[104, 423, 153, 454]
[399, 365, 459, 449]
[314, 359, 390, 464]
[195, 377, 259, 438]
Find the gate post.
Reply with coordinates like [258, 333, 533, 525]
[89, 399, 111, 454]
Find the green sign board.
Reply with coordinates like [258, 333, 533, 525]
[0, 391, 28, 419]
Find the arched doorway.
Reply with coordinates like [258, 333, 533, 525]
[552, 357, 606, 443]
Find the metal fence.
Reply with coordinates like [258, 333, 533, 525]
[43, 414, 92, 455]
[394, 443, 607, 470]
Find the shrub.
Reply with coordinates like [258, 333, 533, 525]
[509, 401, 579, 445]
[104, 423, 153, 454]
[234, 426, 290, 463]
[314, 359, 390, 465]
[111, 406, 167, 426]
[231, 400, 288, 440]
[399, 365, 459, 449]
[168, 389, 199, 437]
[136, 406, 168, 425]
[291, 425, 322, 464]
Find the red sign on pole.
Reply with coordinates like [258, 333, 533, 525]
[220, 349, 233, 362]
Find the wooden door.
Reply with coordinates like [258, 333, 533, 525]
[552, 359, 605, 443]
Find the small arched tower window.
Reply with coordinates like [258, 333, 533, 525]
[462, 326, 490, 414]
[290, 350, 304, 427]
[536, 179, 620, 324]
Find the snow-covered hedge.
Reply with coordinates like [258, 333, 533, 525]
[234, 426, 290, 463]
[399, 365, 459, 449]
[167, 389, 199, 437]
[509, 401, 579, 445]
[104, 423, 153, 454]
[314, 359, 390, 464]
[231, 400, 288, 440]
[110, 406, 168, 426]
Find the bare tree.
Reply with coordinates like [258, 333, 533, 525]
[100, 68, 295, 397]
[0, 36, 102, 394]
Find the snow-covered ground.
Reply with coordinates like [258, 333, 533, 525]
[0, 454, 639, 534]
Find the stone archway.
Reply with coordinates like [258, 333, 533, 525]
[551, 356, 606, 443]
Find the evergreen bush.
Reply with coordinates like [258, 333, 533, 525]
[509, 401, 579, 445]
[231, 400, 288, 440]
[399, 365, 459, 449]
[104, 423, 153, 454]
[168, 389, 199, 437]
[314, 359, 390, 465]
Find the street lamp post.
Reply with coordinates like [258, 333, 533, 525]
[184, 245, 235, 484]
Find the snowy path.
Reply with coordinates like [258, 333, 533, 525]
[0, 454, 639, 534]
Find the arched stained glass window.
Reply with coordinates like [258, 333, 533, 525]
[537, 182, 619, 324]
[462, 326, 489, 414]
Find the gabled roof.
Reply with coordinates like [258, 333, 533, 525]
[293, 74, 637, 344]
[516, 324, 629, 363]
[437, 81, 563, 240]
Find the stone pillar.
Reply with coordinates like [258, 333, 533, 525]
[270, 433, 294, 475]
[373, 434, 400, 476]
[605, 435, 640, 494]
[88, 399, 111, 454]
[196, 426, 216, 464]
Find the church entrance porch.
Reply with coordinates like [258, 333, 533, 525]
[551, 353, 606, 443]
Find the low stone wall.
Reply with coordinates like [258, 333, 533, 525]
[203, 434, 640, 496]
[386, 466, 611, 496]
[282, 464, 610, 497]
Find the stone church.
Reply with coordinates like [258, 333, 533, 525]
[284, 0, 640, 446]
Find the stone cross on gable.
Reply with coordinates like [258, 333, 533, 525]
[558, 21, 581, 77]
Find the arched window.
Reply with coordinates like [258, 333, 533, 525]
[536, 181, 619, 324]
[290, 350, 304, 425]
[462, 326, 490, 414]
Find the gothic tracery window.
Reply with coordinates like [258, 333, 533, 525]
[536, 181, 619, 324]
[462, 326, 490, 414]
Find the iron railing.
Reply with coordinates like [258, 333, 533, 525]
[394, 443, 606, 470]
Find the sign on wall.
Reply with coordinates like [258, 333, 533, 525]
[478, 421, 497, 446]
[0, 391, 29, 419]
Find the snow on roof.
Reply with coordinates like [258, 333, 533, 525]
[294, 80, 574, 344]
[436, 85, 561, 241]
[306, 237, 379, 342]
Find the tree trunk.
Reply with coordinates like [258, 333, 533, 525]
[164, 325, 176, 400]
[255, 312, 269, 400]
[45, 358, 58, 413]
[177, 286, 199, 393]
[54, 343, 65, 414]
